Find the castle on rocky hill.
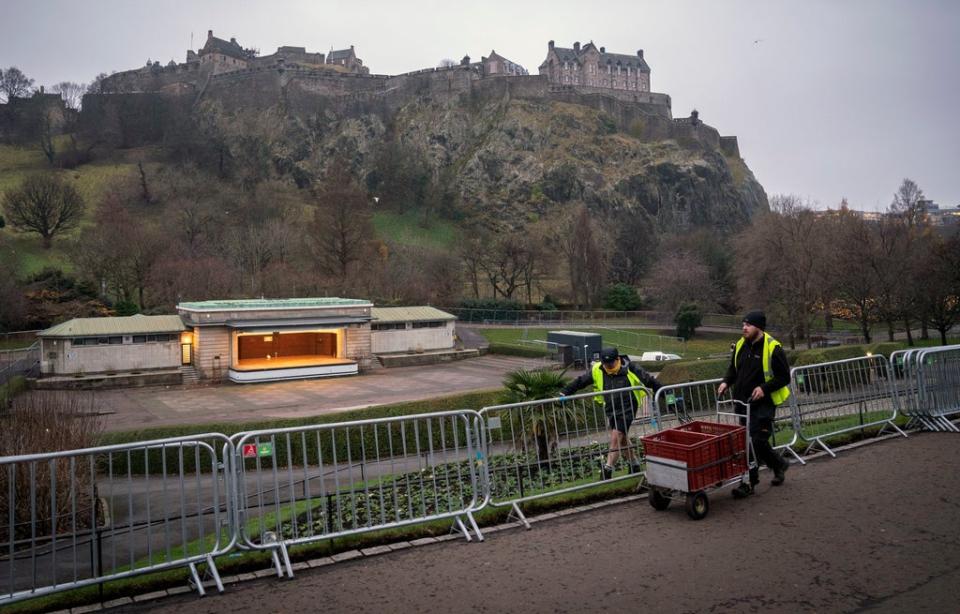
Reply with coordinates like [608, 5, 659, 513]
[85, 31, 747, 160]
[100, 32, 652, 103]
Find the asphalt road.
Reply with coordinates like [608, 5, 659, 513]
[125, 432, 960, 614]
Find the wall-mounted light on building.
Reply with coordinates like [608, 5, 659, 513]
[263, 335, 273, 342]
[180, 331, 193, 344]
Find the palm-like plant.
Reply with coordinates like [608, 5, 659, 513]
[498, 368, 577, 461]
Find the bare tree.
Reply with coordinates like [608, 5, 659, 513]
[646, 248, 717, 314]
[916, 230, 960, 344]
[438, 59, 457, 68]
[556, 204, 607, 307]
[0, 66, 34, 101]
[824, 204, 879, 342]
[480, 231, 541, 301]
[734, 195, 828, 348]
[890, 178, 927, 228]
[50, 81, 85, 110]
[3, 175, 85, 248]
[308, 161, 375, 290]
[459, 231, 491, 299]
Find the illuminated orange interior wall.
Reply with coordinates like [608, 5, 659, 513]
[237, 332, 337, 360]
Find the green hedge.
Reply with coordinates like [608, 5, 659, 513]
[657, 342, 912, 383]
[657, 358, 728, 385]
[487, 343, 550, 357]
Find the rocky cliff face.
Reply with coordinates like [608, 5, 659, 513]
[308, 90, 767, 232]
[82, 76, 768, 231]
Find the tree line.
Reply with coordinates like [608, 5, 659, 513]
[736, 181, 960, 346]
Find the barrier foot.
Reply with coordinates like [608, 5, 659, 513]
[278, 543, 294, 578]
[508, 502, 531, 530]
[917, 416, 936, 431]
[451, 516, 473, 542]
[270, 549, 284, 577]
[466, 511, 484, 542]
[782, 446, 806, 466]
[188, 562, 206, 597]
[939, 417, 959, 432]
[205, 554, 225, 594]
[805, 438, 836, 458]
[879, 421, 909, 439]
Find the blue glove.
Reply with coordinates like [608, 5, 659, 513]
[558, 395, 568, 402]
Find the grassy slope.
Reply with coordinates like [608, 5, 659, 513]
[372, 208, 460, 250]
[0, 143, 139, 276]
[2, 141, 455, 279]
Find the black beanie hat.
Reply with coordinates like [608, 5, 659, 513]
[743, 310, 766, 330]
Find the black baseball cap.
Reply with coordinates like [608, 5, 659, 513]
[600, 347, 619, 364]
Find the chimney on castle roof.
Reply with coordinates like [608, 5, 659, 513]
[600, 46, 605, 53]
[637, 49, 644, 58]
[461, 55, 471, 66]
[548, 40, 554, 49]
[573, 41, 581, 52]
[207, 30, 213, 40]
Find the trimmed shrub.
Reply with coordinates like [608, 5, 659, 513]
[674, 303, 703, 340]
[488, 343, 550, 358]
[658, 358, 728, 385]
[602, 283, 642, 311]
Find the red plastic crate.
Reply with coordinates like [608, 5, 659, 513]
[642, 421, 747, 491]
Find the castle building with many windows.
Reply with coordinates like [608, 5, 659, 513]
[539, 40, 651, 93]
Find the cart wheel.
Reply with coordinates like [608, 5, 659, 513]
[685, 491, 709, 520]
[649, 488, 671, 511]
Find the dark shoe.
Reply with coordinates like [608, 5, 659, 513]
[731, 482, 754, 499]
[772, 459, 790, 486]
[629, 463, 642, 475]
[601, 464, 614, 480]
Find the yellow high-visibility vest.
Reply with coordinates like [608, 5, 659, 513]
[591, 361, 646, 406]
[733, 332, 791, 406]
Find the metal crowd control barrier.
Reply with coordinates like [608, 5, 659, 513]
[790, 355, 907, 457]
[653, 379, 804, 465]
[916, 346, 960, 432]
[0, 434, 234, 606]
[478, 385, 654, 528]
[890, 349, 926, 429]
[231, 410, 484, 578]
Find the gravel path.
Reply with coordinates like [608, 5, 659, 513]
[125, 432, 960, 614]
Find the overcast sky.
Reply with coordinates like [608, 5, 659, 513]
[4, 0, 958, 210]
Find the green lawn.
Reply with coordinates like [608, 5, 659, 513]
[478, 327, 735, 359]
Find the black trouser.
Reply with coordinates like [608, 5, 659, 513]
[749, 415, 786, 485]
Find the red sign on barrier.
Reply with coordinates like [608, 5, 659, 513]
[242, 444, 257, 458]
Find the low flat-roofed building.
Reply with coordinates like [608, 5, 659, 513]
[35, 299, 463, 387]
[38, 314, 188, 376]
[176, 297, 374, 383]
[370, 306, 457, 354]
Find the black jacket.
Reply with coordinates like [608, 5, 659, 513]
[722, 334, 791, 418]
[562, 356, 661, 413]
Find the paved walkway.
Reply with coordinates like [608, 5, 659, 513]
[86, 355, 556, 432]
[126, 432, 960, 613]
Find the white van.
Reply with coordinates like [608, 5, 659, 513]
[639, 351, 682, 362]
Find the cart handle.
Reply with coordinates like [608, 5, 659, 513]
[715, 398, 750, 419]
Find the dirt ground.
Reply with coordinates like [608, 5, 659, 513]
[123, 432, 960, 614]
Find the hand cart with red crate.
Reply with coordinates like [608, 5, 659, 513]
[640, 400, 755, 520]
